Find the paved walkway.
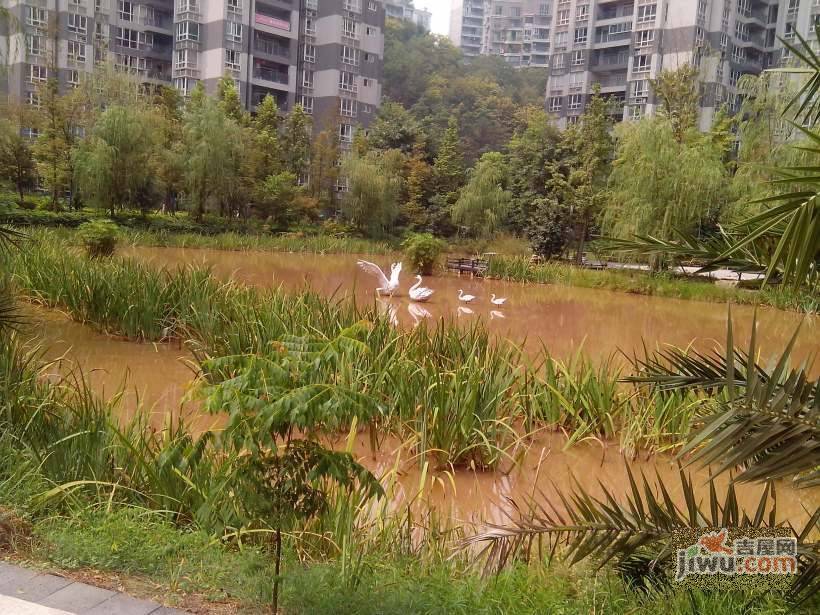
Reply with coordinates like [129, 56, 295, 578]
[0, 562, 185, 614]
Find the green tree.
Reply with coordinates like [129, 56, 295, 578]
[650, 63, 701, 143]
[181, 96, 243, 220]
[604, 118, 729, 266]
[507, 107, 561, 233]
[74, 105, 160, 215]
[32, 78, 77, 210]
[562, 87, 613, 261]
[527, 197, 573, 259]
[341, 149, 403, 237]
[308, 128, 340, 213]
[199, 334, 383, 614]
[401, 145, 434, 230]
[452, 152, 511, 238]
[281, 104, 312, 180]
[216, 76, 245, 124]
[369, 102, 425, 154]
[0, 106, 36, 205]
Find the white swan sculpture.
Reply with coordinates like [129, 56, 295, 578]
[357, 260, 402, 296]
[458, 289, 477, 303]
[409, 275, 434, 303]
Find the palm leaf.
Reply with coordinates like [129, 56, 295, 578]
[461, 465, 820, 602]
[626, 311, 820, 488]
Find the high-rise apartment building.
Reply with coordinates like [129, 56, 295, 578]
[448, 1, 820, 130]
[385, 0, 431, 31]
[2, 0, 385, 131]
[449, 0, 486, 56]
[2, 0, 175, 106]
[482, 1, 551, 67]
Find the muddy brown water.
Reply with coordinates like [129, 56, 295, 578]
[19, 246, 820, 528]
[121, 245, 818, 370]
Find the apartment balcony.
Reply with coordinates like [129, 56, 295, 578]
[253, 64, 290, 88]
[139, 14, 174, 34]
[594, 31, 632, 48]
[735, 33, 767, 50]
[254, 37, 291, 61]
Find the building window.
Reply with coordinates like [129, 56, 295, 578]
[630, 104, 644, 120]
[548, 96, 561, 112]
[68, 40, 86, 62]
[26, 91, 41, 107]
[339, 71, 357, 92]
[28, 64, 48, 83]
[226, 22, 242, 43]
[635, 30, 654, 48]
[341, 45, 359, 66]
[637, 4, 657, 25]
[557, 9, 570, 25]
[554, 31, 567, 48]
[225, 49, 240, 71]
[303, 43, 316, 63]
[68, 14, 88, 35]
[300, 95, 314, 114]
[25, 35, 44, 57]
[343, 18, 359, 39]
[574, 27, 587, 44]
[176, 21, 199, 42]
[116, 27, 138, 48]
[118, 1, 133, 21]
[174, 77, 192, 96]
[339, 123, 354, 143]
[576, 4, 589, 21]
[632, 54, 651, 73]
[26, 7, 48, 28]
[175, 48, 194, 69]
[344, 0, 361, 12]
[568, 94, 582, 110]
[631, 79, 648, 99]
[302, 69, 314, 88]
[572, 50, 584, 66]
[227, 0, 241, 15]
[68, 69, 81, 86]
[553, 54, 565, 69]
[368, 1, 377, 10]
[340, 97, 357, 117]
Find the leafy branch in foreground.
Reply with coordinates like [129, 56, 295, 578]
[463, 315, 820, 602]
[627, 311, 819, 488]
[461, 466, 820, 602]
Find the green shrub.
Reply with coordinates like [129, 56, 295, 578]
[402, 233, 446, 275]
[77, 219, 120, 257]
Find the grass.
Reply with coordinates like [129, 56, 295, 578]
[487, 255, 820, 313]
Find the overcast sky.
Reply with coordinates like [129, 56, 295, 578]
[425, 1, 452, 35]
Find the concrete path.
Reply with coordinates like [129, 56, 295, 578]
[0, 562, 186, 614]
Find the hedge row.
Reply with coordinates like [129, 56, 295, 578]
[0, 206, 267, 236]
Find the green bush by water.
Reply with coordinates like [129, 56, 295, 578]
[77, 219, 120, 257]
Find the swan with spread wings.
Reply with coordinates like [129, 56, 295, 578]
[357, 260, 403, 296]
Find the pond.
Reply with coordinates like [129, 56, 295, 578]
[122, 246, 817, 370]
[18, 246, 820, 528]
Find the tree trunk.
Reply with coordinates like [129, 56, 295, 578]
[272, 526, 282, 614]
[17, 182, 24, 207]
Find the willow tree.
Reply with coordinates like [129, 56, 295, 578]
[341, 149, 404, 237]
[604, 118, 729, 253]
[451, 151, 511, 238]
[181, 95, 243, 220]
[74, 105, 160, 214]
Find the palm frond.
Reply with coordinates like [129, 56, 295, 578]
[461, 465, 820, 602]
[626, 311, 820, 487]
[777, 24, 820, 126]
